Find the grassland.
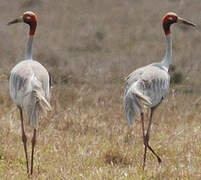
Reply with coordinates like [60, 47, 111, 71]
[0, 0, 201, 179]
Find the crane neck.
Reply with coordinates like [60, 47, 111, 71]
[25, 35, 34, 60]
[161, 34, 172, 71]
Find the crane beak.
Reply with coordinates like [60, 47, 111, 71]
[7, 17, 23, 25]
[177, 17, 196, 27]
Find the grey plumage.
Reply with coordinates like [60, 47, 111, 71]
[9, 60, 51, 128]
[123, 12, 196, 170]
[124, 63, 170, 125]
[8, 11, 52, 175]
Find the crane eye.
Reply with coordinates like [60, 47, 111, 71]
[26, 16, 31, 20]
[168, 17, 173, 21]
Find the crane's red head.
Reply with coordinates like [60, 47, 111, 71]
[162, 12, 178, 35]
[23, 11, 37, 36]
[7, 11, 38, 36]
[162, 12, 196, 35]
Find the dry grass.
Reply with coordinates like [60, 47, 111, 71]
[0, 0, 201, 179]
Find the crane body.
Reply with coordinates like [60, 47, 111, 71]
[124, 63, 170, 125]
[9, 60, 51, 127]
[8, 11, 51, 175]
[123, 12, 196, 169]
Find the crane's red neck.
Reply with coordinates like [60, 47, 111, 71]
[23, 12, 38, 36]
[163, 21, 171, 35]
[162, 13, 178, 35]
[29, 23, 37, 36]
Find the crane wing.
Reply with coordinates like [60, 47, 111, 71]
[125, 64, 170, 108]
[9, 60, 51, 128]
[129, 83, 152, 106]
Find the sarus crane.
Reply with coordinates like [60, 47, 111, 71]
[8, 11, 51, 175]
[123, 12, 196, 170]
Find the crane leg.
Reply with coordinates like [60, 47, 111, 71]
[145, 108, 162, 164]
[18, 106, 29, 174]
[141, 112, 147, 170]
[30, 129, 36, 175]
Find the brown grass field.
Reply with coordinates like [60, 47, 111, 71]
[0, 0, 201, 179]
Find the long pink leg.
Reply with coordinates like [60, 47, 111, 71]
[141, 112, 147, 170]
[142, 108, 162, 170]
[30, 129, 36, 175]
[145, 108, 162, 163]
[18, 106, 29, 174]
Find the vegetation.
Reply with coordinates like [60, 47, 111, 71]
[0, 0, 201, 179]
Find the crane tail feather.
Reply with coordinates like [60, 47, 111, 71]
[124, 90, 141, 126]
[33, 89, 52, 112]
[124, 80, 153, 126]
[24, 89, 51, 129]
[131, 84, 152, 106]
[28, 103, 39, 128]
[135, 92, 152, 106]
[126, 107, 134, 126]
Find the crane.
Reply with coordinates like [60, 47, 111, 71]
[8, 11, 51, 175]
[123, 12, 196, 170]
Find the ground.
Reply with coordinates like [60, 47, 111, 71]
[0, 0, 201, 179]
